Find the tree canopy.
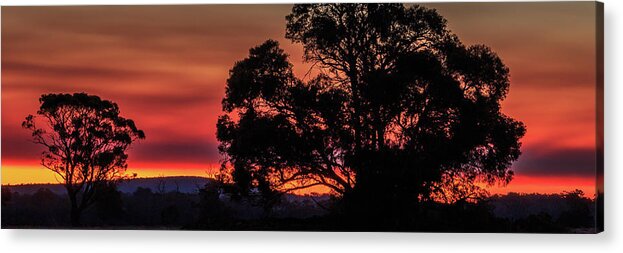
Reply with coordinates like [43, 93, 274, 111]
[23, 92, 145, 225]
[217, 3, 525, 220]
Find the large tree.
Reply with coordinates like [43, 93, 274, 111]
[23, 93, 145, 226]
[217, 3, 525, 220]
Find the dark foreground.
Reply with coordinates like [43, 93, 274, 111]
[1, 177, 600, 233]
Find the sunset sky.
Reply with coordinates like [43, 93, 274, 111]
[1, 3, 601, 196]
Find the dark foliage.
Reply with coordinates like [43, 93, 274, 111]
[2, 188, 69, 227]
[1, 187, 11, 206]
[93, 182, 125, 224]
[216, 3, 525, 225]
[22, 93, 145, 226]
[489, 190, 595, 232]
[557, 190, 594, 228]
[512, 213, 566, 233]
[195, 182, 231, 227]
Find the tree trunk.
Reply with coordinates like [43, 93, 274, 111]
[69, 192, 82, 227]
[70, 207, 82, 227]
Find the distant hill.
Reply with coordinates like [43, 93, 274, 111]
[3, 176, 215, 195]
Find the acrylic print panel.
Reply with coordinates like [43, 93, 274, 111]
[0, 2, 604, 233]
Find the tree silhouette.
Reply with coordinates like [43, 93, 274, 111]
[1, 187, 11, 206]
[94, 182, 125, 223]
[22, 93, 145, 226]
[217, 3, 525, 223]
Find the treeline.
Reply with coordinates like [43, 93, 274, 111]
[0, 183, 329, 229]
[1, 183, 598, 232]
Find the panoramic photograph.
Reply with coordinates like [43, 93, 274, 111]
[1, 2, 603, 232]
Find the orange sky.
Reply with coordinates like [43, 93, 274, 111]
[1, 3, 601, 197]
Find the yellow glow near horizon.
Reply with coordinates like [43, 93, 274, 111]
[1, 164, 219, 185]
[1, 165, 62, 185]
[1, 164, 596, 198]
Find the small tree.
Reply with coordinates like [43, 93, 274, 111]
[23, 93, 145, 226]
